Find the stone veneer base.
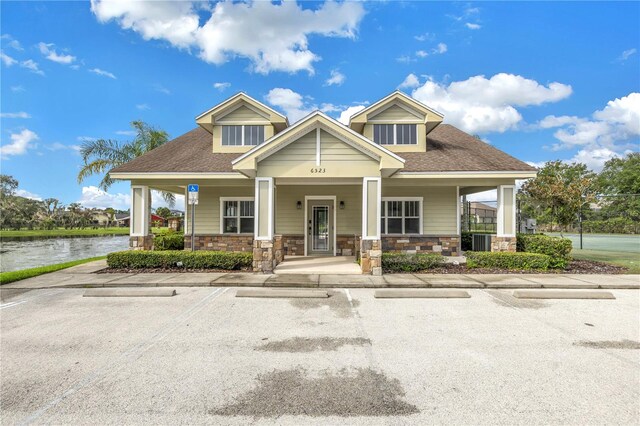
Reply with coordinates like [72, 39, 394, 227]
[184, 234, 253, 252]
[381, 235, 460, 256]
[491, 236, 517, 252]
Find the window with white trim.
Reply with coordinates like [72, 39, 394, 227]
[380, 198, 422, 234]
[221, 125, 264, 146]
[222, 199, 254, 233]
[373, 124, 417, 145]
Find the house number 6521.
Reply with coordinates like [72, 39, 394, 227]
[310, 167, 326, 173]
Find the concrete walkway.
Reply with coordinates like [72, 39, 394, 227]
[2, 260, 639, 290]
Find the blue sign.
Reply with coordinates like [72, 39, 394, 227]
[188, 184, 199, 192]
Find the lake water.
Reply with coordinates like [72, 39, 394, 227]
[0, 235, 130, 272]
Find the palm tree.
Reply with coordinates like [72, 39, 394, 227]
[77, 121, 175, 206]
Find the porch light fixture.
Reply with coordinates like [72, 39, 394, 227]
[296, 201, 302, 210]
[339, 201, 345, 210]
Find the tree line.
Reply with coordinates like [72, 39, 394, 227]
[519, 152, 640, 234]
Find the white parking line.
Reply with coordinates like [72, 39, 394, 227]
[0, 290, 63, 310]
[0, 300, 27, 310]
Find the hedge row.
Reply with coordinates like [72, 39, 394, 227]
[516, 234, 572, 268]
[382, 253, 445, 272]
[153, 230, 184, 250]
[107, 250, 252, 270]
[466, 251, 550, 270]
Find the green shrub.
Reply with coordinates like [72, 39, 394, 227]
[153, 229, 184, 250]
[517, 234, 572, 268]
[466, 251, 550, 270]
[382, 253, 445, 272]
[107, 250, 252, 270]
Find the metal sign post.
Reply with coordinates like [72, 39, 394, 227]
[188, 184, 199, 251]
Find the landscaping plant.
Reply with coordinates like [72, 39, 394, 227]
[517, 234, 572, 268]
[107, 250, 252, 270]
[466, 252, 551, 270]
[382, 253, 445, 273]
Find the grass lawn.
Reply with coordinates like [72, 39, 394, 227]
[571, 249, 640, 274]
[1, 227, 170, 238]
[0, 256, 107, 285]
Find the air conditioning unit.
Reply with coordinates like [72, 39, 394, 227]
[519, 218, 537, 234]
[472, 234, 492, 252]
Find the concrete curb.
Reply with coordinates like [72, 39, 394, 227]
[83, 288, 177, 297]
[513, 290, 616, 299]
[375, 289, 471, 298]
[236, 289, 329, 298]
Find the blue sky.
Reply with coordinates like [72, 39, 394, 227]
[1, 1, 638, 210]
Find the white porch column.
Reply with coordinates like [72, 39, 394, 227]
[361, 177, 382, 275]
[496, 184, 516, 237]
[362, 177, 381, 240]
[130, 184, 152, 249]
[254, 177, 274, 240]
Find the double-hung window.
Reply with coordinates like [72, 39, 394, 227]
[380, 198, 422, 234]
[221, 125, 264, 146]
[221, 198, 254, 234]
[373, 124, 417, 145]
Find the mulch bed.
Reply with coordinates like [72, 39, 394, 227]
[398, 260, 628, 275]
[98, 268, 251, 274]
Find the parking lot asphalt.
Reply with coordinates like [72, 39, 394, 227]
[1, 287, 639, 425]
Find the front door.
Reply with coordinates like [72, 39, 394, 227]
[307, 200, 334, 256]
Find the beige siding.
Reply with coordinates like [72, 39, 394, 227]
[258, 129, 380, 178]
[369, 104, 422, 121]
[217, 105, 267, 123]
[382, 185, 458, 235]
[275, 185, 362, 234]
[185, 186, 254, 234]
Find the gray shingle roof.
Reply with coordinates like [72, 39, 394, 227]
[110, 124, 536, 174]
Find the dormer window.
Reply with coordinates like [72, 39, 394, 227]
[373, 124, 417, 145]
[221, 125, 265, 146]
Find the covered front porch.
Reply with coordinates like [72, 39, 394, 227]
[125, 174, 519, 275]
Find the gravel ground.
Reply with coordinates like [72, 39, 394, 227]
[1, 286, 639, 424]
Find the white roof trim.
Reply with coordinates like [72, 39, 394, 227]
[231, 110, 405, 166]
[195, 92, 288, 123]
[349, 90, 444, 125]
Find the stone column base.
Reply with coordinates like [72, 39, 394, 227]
[491, 236, 516, 252]
[360, 239, 382, 276]
[130, 235, 153, 251]
[253, 236, 283, 273]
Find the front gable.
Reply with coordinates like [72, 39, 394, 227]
[233, 112, 405, 178]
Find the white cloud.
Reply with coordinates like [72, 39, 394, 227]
[618, 48, 637, 62]
[15, 189, 42, 201]
[154, 84, 171, 94]
[568, 148, 627, 172]
[78, 186, 130, 210]
[415, 50, 428, 58]
[337, 105, 366, 125]
[414, 32, 435, 42]
[0, 129, 39, 158]
[77, 136, 97, 142]
[409, 73, 573, 133]
[136, 103, 150, 110]
[540, 93, 639, 150]
[77, 186, 183, 210]
[20, 59, 45, 75]
[432, 43, 447, 54]
[265, 88, 311, 123]
[465, 23, 481, 30]
[0, 112, 30, 118]
[1, 50, 17, 66]
[91, 0, 365, 75]
[396, 55, 416, 64]
[10, 85, 25, 92]
[213, 82, 231, 91]
[537, 93, 639, 171]
[90, 67, 116, 79]
[398, 73, 420, 89]
[48, 142, 81, 153]
[324, 69, 345, 86]
[115, 130, 136, 136]
[1, 34, 23, 51]
[37, 42, 76, 64]
[465, 189, 496, 203]
[265, 87, 366, 124]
